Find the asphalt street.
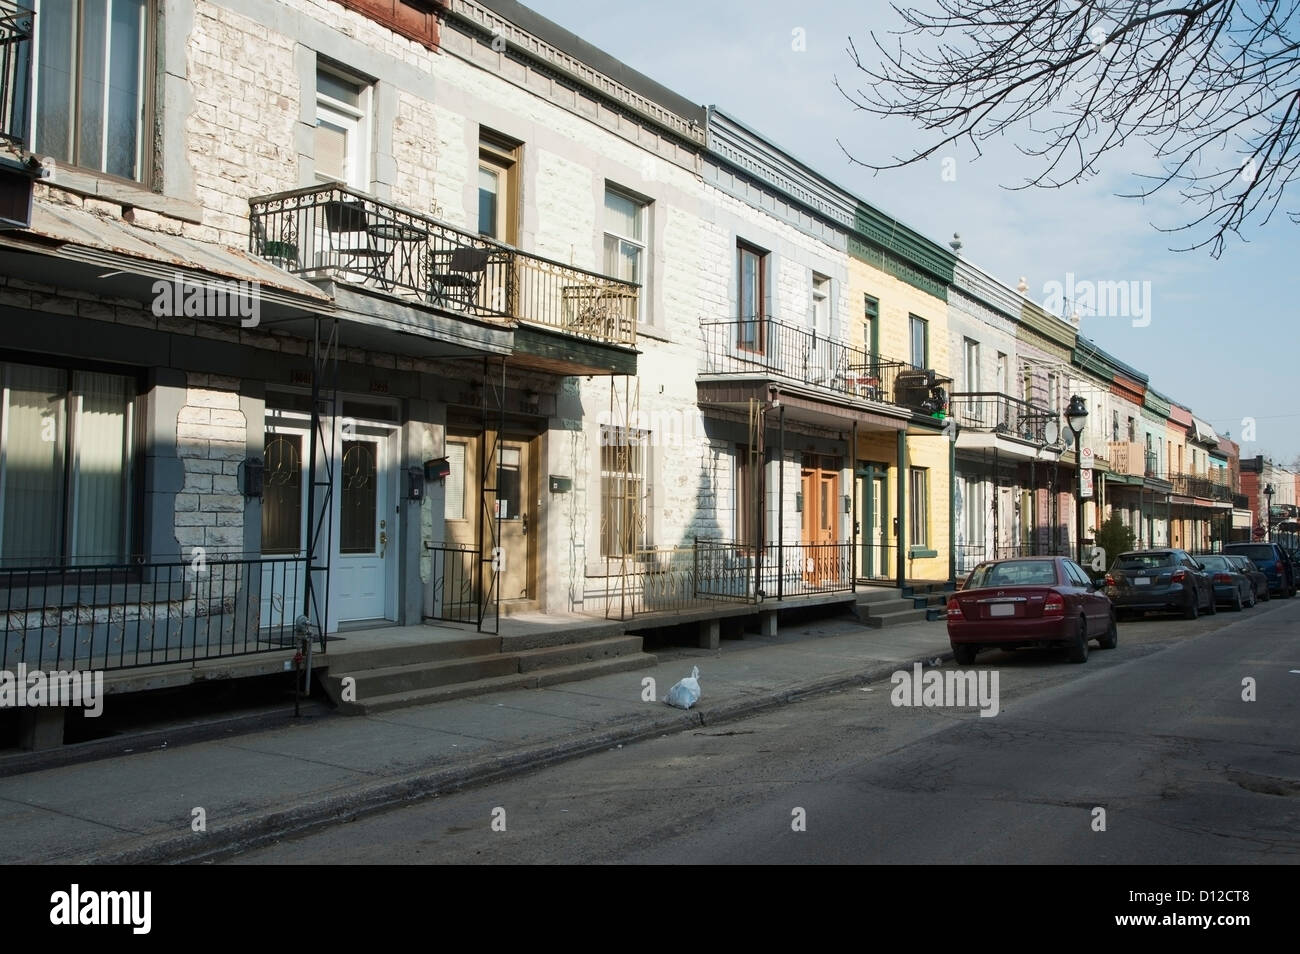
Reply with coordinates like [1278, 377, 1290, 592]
[226, 596, 1300, 864]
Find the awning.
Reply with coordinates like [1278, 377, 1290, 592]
[1191, 416, 1219, 444]
[0, 197, 332, 313]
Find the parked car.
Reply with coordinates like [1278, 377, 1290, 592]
[1222, 542, 1296, 597]
[1105, 549, 1216, 620]
[1224, 554, 1270, 603]
[1192, 554, 1255, 611]
[947, 557, 1116, 664]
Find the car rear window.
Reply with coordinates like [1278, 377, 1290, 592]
[1225, 545, 1277, 562]
[1115, 552, 1174, 570]
[966, 561, 1059, 588]
[1197, 556, 1229, 571]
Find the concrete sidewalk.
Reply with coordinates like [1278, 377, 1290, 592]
[0, 614, 951, 864]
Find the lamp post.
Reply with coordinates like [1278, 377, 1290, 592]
[1066, 395, 1089, 564]
[1264, 483, 1275, 542]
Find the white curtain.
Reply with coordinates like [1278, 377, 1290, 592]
[1, 364, 65, 565]
[71, 371, 132, 564]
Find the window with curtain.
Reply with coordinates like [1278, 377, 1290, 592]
[600, 424, 650, 557]
[603, 186, 648, 323]
[444, 441, 467, 521]
[909, 468, 929, 548]
[0, 361, 136, 566]
[29, 0, 151, 182]
[737, 242, 766, 352]
[909, 315, 928, 369]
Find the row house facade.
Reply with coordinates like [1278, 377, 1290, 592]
[0, 0, 1263, 699]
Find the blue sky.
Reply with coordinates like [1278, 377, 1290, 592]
[525, 0, 1300, 466]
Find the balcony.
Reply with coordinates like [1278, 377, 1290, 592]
[1171, 473, 1233, 502]
[248, 184, 638, 348]
[699, 317, 950, 414]
[0, 3, 33, 147]
[949, 392, 1056, 445]
[1108, 441, 1145, 477]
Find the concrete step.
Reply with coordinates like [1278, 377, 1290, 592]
[855, 588, 904, 605]
[861, 607, 929, 629]
[498, 621, 626, 652]
[324, 653, 520, 699]
[853, 597, 913, 620]
[926, 607, 947, 622]
[337, 653, 656, 715]
[319, 636, 501, 673]
[516, 635, 644, 672]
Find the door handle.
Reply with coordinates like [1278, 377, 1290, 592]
[379, 519, 388, 558]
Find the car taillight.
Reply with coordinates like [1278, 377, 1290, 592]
[1104, 573, 1116, 586]
[1276, 561, 1284, 575]
[1213, 573, 1232, 583]
[947, 597, 961, 619]
[1170, 569, 1186, 583]
[1043, 591, 1065, 616]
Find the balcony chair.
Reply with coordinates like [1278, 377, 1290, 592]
[430, 246, 492, 311]
[323, 199, 394, 288]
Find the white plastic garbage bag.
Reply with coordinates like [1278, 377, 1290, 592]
[664, 665, 701, 709]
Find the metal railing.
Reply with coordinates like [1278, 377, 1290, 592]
[0, 4, 32, 147]
[249, 184, 638, 346]
[954, 543, 993, 576]
[1144, 451, 1162, 479]
[425, 543, 481, 625]
[949, 392, 1056, 444]
[700, 317, 949, 412]
[856, 543, 899, 581]
[1170, 473, 1235, 502]
[0, 556, 307, 672]
[760, 542, 854, 598]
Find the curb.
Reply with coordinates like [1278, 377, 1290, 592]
[69, 647, 953, 865]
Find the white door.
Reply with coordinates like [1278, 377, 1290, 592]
[332, 429, 394, 625]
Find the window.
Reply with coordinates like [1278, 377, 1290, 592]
[996, 352, 1007, 395]
[1047, 373, 1058, 413]
[864, 296, 879, 359]
[963, 338, 980, 392]
[811, 274, 831, 337]
[1127, 417, 1137, 442]
[0, 360, 137, 566]
[479, 129, 520, 244]
[30, 0, 151, 182]
[962, 477, 985, 547]
[735, 444, 758, 548]
[604, 187, 648, 324]
[1112, 410, 1120, 442]
[909, 468, 928, 547]
[600, 424, 649, 557]
[737, 242, 766, 352]
[444, 441, 467, 521]
[262, 432, 302, 555]
[909, 315, 928, 369]
[315, 65, 369, 188]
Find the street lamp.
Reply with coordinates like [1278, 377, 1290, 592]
[1264, 483, 1275, 542]
[1066, 395, 1089, 564]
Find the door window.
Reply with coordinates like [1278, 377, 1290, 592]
[262, 433, 302, 554]
[340, 439, 377, 554]
[498, 447, 521, 520]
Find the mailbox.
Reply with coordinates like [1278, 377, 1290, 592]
[549, 475, 573, 494]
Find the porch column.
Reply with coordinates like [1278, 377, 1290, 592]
[896, 430, 907, 588]
[948, 431, 956, 587]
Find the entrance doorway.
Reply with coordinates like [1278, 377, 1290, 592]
[261, 407, 399, 632]
[801, 455, 840, 586]
[855, 465, 889, 579]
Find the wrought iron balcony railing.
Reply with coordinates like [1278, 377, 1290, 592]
[1170, 472, 1235, 502]
[0, 3, 33, 147]
[700, 317, 950, 413]
[949, 391, 1057, 445]
[248, 184, 638, 346]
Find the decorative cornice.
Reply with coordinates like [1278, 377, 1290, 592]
[443, 0, 707, 147]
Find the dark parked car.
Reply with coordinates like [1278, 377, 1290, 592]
[1192, 554, 1255, 610]
[948, 557, 1116, 664]
[1224, 554, 1270, 603]
[1105, 549, 1216, 620]
[1222, 543, 1296, 597]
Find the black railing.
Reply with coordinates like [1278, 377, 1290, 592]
[0, 4, 32, 147]
[856, 543, 899, 581]
[1171, 473, 1234, 502]
[761, 542, 854, 598]
[1233, 494, 1250, 510]
[0, 556, 307, 672]
[1144, 451, 1163, 479]
[954, 543, 993, 576]
[249, 183, 638, 346]
[699, 318, 950, 413]
[425, 543, 480, 625]
[949, 392, 1056, 445]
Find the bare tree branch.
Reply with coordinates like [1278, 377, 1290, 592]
[837, 0, 1300, 256]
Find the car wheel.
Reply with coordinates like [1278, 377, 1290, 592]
[1263, 587, 1271, 602]
[951, 643, 978, 665]
[1098, 614, 1118, 650]
[1206, 589, 1217, 615]
[1183, 592, 1199, 620]
[1246, 589, 1256, 608]
[1232, 590, 1243, 612]
[1067, 616, 1089, 663]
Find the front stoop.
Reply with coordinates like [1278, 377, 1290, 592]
[320, 629, 656, 715]
[852, 588, 931, 629]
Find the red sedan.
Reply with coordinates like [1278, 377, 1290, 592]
[947, 557, 1117, 664]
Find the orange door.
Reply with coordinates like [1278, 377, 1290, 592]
[801, 458, 839, 585]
